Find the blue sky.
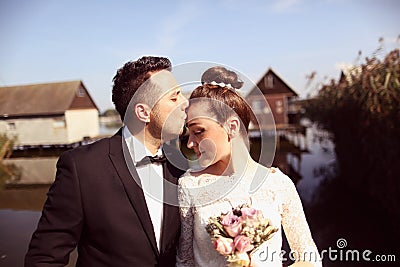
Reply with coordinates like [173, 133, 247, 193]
[0, 0, 399, 112]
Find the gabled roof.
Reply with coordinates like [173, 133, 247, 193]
[248, 68, 298, 97]
[0, 80, 98, 117]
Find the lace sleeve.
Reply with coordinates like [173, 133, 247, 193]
[176, 177, 195, 267]
[280, 174, 322, 267]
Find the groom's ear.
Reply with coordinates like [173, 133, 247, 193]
[134, 103, 151, 123]
[225, 116, 240, 139]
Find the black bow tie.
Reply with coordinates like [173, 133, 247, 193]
[135, 155, 167, 167]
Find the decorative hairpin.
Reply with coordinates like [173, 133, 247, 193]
[209, 81, 234, 89]
[207, 81, 243, 93]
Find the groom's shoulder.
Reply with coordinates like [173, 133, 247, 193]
[61, 134, 119, 159]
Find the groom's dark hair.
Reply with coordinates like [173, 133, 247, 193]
[112, 56, 172, 119]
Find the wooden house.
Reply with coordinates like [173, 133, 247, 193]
[246, 68, 299, 129]
[0, 80, 99, 146]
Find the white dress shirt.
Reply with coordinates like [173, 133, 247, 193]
[123, 126, 164, 250]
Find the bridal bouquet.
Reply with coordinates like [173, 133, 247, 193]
[205, 204, 278, 267]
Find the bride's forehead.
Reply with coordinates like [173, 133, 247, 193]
[187, 102, 210, 118]
[187, 105, 222, 127]
[187, 116, 220, 126]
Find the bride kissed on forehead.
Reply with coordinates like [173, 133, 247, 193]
[176, 66, 322, 267]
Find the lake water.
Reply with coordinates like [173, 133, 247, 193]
[0, 125, 398, 266]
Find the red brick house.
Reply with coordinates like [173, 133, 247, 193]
[246, 68, 298, 129]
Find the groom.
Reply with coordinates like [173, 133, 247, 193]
[25, 56, 189, 266]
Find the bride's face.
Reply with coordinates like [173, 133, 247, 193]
[186, 105, 231, 169]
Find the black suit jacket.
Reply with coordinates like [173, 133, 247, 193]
[25, 130, 186, 267]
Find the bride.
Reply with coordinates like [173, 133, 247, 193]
[176, 66, 322, 267]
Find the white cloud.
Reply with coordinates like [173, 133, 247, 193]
[271, 0, 302, 12]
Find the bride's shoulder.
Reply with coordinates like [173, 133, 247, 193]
[257, 165, 295, 190]
[178, 169, 203, 188]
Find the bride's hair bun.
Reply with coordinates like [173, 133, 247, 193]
[191, 66, 252, 134]
[201, 66, 243, 90]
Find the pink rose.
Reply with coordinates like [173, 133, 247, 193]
[213, 237, 235, 255]
[241, 207, 263, 227]
[240, 207, 258, 220]
[221, 211, 243, 237]
[234, 235, 254, 253]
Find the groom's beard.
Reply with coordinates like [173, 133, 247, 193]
[147, 115, 186, 144]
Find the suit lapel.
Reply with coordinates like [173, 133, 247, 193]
[160, 161, 181, 253]
[108, 130, 159, 256]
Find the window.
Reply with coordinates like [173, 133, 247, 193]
[252, 100, 263, 113]
[275, 100, 284, 114]
[53, 120, 66, 128]
[265, 75, 274, 89]
[8, 122, 16, 130]
[252, 100, 270, 114]
[77, 87, 86, 97]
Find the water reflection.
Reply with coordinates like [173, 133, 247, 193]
[3, 158, 57, 186]
[0, 210, 42, 267]
[294, 125, 336, 204]
[0, 159, 77, 266]
[307, 175, 399, 267]
[299, 126, 399, 267]
[0, 185, 50, 211]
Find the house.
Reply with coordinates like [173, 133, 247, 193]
[246, 68, 299, 129]
[0, 80, 99, 146]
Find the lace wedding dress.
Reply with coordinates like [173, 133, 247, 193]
[176, 162, 322, 267]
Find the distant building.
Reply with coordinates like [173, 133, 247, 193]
[0, 80, 99, 146]
[246, 68, 299, 129]
[339, 64, 362, 85]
